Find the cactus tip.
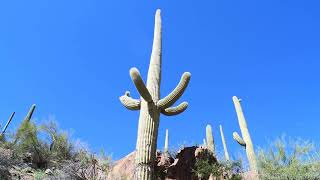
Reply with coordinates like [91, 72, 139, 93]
[184, 72, 191, 78]
[129, 67, 140, 78]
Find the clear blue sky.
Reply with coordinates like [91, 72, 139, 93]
[0, 1, 319, 159]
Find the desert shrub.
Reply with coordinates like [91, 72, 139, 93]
[0, 115, 112, 180]
[193, 158, 242, 180]
[9, 119, 79, 168]
[258, 136, 320, 180]
[60, 149, 111, 180]
[34, 170, 47, 180]
[97, 149, 112, 172]
[40, 121, 74, 162]
[12, 119, 50, 168]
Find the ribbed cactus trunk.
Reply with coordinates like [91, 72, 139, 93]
[206, 124, 215, 155]
[120, 9, 191, 180]
[232, 96, 258, 174]
[219, 125, 230, 161]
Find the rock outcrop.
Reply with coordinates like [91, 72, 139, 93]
[108, 146, 217, 180]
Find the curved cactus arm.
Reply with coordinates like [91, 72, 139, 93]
[157, 72, 191, 109]
[161, 102, 188, 116]
[130, 67, 153, 102]
[119, 91, 141, 110]
[233, 132, 246, 147]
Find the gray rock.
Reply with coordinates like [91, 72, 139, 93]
[45, 169, 53, 175]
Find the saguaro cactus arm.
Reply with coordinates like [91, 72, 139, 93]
[130, 67, 153, 102]
[233, 132, 246, 147]
[1, 112, 15, 135]
[157, 72, 191, 109]
[161, 102, 188, 116]
[119, 91, 141, 110]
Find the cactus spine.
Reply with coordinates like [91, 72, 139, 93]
[1, 112, 15, 136]
[232, 96, 258, 173]
[219, 125, 230, 161]
[206, 124, 215, 155]
[119, 10, 191, 180]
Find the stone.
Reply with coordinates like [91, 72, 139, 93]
[45, 169, 53, 175]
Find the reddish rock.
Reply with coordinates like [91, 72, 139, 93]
[108, 146, 217, 180]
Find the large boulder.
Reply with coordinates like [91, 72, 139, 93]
[108, 151, 136, 180]
[108, 146, 217, 180]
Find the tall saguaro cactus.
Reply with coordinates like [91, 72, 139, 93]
[119, 9, 191, 180]
[206, 124, 215, 155]
[232, 96, 258, 173]
[219, 125, 230, 161]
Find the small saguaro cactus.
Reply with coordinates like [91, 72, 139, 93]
[219, 125, 230, 161]
[25, 104, 36, 122]
[164, 129, 169, 155]
[163, 129, 170, 160]
[1, 112, 15, 136]
[206, 124, 215, 155]
[232, 96, 258, 173]
[119, 9, 191, 180]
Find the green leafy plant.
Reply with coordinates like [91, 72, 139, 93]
[34, 170, 47, 180]
[40, 121, 73, 162]
[193, 158, 243, 180]
[258, 136, 320, 180]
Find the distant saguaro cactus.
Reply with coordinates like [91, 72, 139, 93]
[206, 124, 215, 155]
[219, 125, 230, 161]
[164, 129, 169, 156]
[25, 104, 36, 122]
[232, 96, 258, 174]
[1, 112, 15, 136]
[119, 9, 191, 180]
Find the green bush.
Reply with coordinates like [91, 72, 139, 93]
[8, 119, 75, 168]
[34, 170, 47, 180]
[13, 119, 50, 167]
[193, 158, 242, 180]
[258, 136, 320, 180]
[40, 121, 73, 161]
